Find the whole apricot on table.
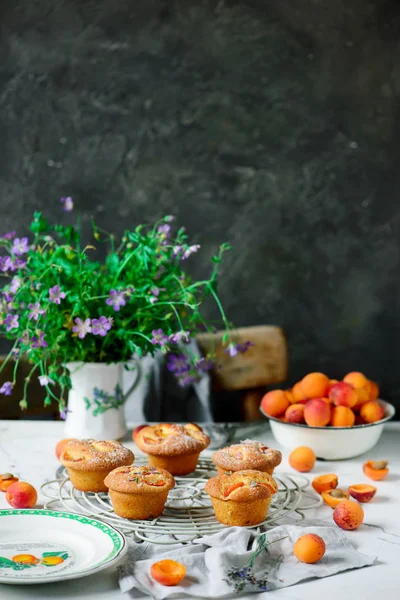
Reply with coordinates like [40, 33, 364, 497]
[312, 474, 338, 494]
[348, 484, 377, 503]
[293, 533, 326, 563]
[330, 406, 355, 427]
[0, 473, 19, 492]
[322, 489, 349, 508]
[5, 481, 37, 509]
[285, 403, 306, 424]
[150, 559, 186, 586]
[328, 382, 357, 408]
[333, 500, 364, 530]
[289, 446, 316, 472]
[299, 372, 330, 399]
[304, 398, 331, 427]
[260, 390, 290, 418]
[360, 400, 385, 423]
[55, 438, 75, 461]
[363, 460, 389, 481]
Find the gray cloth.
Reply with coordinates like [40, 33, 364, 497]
[142, 341, 213, 423]
[119, 522, 376, 599]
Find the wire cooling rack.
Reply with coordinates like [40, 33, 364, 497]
[41, 456, 321, 545]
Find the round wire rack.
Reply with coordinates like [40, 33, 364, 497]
[41, 457, 321, 545]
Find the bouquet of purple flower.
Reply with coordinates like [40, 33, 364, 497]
[0, 202, 237, 416]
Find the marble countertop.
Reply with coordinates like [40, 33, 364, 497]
[0, 420, 399, 600]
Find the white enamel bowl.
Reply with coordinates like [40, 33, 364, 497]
[260, 399, 395, 460]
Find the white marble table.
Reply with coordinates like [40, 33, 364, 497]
[0, 420, 399, 600]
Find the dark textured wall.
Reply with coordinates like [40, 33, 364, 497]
[1, 0, 400, 412]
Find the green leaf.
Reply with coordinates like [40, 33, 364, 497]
[42, 552, 68, 559]
[30, 212, 49, 234]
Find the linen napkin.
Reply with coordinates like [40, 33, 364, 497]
[119, 521, 376, 599]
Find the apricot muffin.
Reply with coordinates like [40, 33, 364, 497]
[104, 465, 175, 519]
[60, 439, 134, 492]
[212, 440, 282, 476]
[135, 423, 210, 475]
[205, 469, 278, 526]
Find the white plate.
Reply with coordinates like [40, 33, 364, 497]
[0, 509, 127, 585]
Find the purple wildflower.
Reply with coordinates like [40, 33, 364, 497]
[10, 277, 21, 293]
[49, 284, 66, 304]
[0, 230, 16, 240]
[173, 245, 183, 258]
[4, 313, 19, 331]
[11, 237, 29, 256]
[165, 215, 175, 223]
[72, 317, 92, 339]
[60, 196, 74, 212]
[92, 316, 113, 337]
[169, 331, 190, 344]
[38, 375, 55, 386]
[14, 258, 26, 269]
[59, 406, 72, 420]
[0, 381, 13, 395]
[157, 224, 171, 243]
[0, 256, 13, 272]
[106, 289, 127, 311]
[151, 328, 168, 346]
[225, 341, 254, 357]
[28, 302, 45, 321]
[20, 330, 29, 344]
[167, 354, 191, 374]
[150, 286, 160, 297]
[177, 373, 197, 387]
[2, 292, 14, 303]
[31, 331, 48, 348]
[195, 357, 215, 374]
[182, 244, 201, 260]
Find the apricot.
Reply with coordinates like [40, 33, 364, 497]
[293, 534, 326, 564]
[150, 559, 186, 586]
[304, 398, 331, 427]
[41, 556, 65, 566]
[285, 389, 295, 404]
[322, 488, 349, 508]
[12, 554, 39, 565]
[343, 372, 371, 409]
[348, 484, 377, 503]
[5, 481, 37, 509]
[0, 473, 19, 492]
[292, 381, 308, 403]
[363, 460, 389, 481]
[369, 380, 379, 402]
[55, 438, 75, 461]
[132, 424, 147, 442]
[333, 500, 364, 530]
[299, 372, 330, 399]
[260, 390, 290, 418]
[360, 400, 384, 423]
[330, 406, 355, 427]
[312, 474, 338, 494]
[289, 446, 316, 472]
[328, 379, 338, 389]
[328, 382, 357, 408]
[285, 403, 306, 424]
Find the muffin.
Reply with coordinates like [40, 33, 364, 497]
[60, 439, 134, 492]
[104, 465, 175, 519]
[212, 440, 282, 476]
[135, 423, 210, 475]
[205, 469, 278, 526]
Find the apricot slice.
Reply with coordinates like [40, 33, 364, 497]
[289, 446, 316, 472]
[0, 473, 19, 492]
[150, 559, 186, 586]
[224, 482, 245, 497]
[363, 460, 389, 481]
[312, 474, 338, 494]
[348, 484, 377, 503]
[293, 533, 326, 563]
[321, 488, 349, 508]
[260, 390, 290, 417]
[333, 500, 364, 530]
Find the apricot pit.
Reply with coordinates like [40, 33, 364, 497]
[321, 488, 349, 508]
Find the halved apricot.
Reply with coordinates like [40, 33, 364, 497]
[321, 488, 349, 508]
[312, 474, 338, 494]
[0, 473, 19, 492]
[224, 482, 244, 497]
[363, 460, 389, 481]
[348, 484, 377, 503]
[151, 560, 186, 586]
